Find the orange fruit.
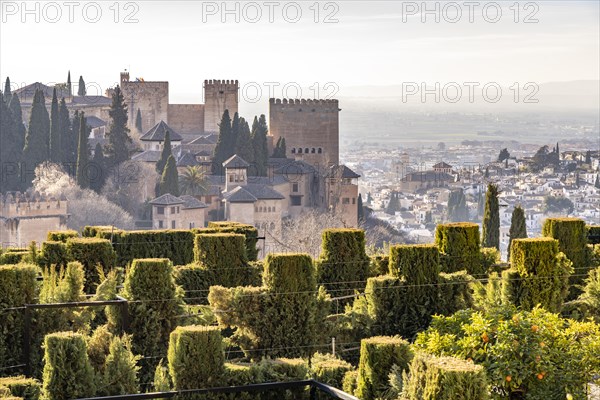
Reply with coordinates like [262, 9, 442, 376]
[540, 342, 546, 347]
[506, 375, 512, 382]
[531, 325, 539, 333]
[537, 373, 544, 380]
[482, 333, 489, 343]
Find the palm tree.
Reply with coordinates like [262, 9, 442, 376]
[179, 166, 208, 195]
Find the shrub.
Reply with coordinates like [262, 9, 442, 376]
[316, 229, 370, 304]
[46, 231, 78, 242]
[389, 244, 439, 284]
[415, 305, 600, 400]
[369, 255, 389, 277]
[507, 238, 572, 312]
[118, 258, 183, 383]
[0, 376, 41, 400]
[435, 223, 482, 275]
[354, 336, 412, 399]
[205, 221, 259, 261]
[40, 332, 95, 400]
[101, 335, 140, 396]
[174, 264, 213, 305]
[167, 325, 224, 390]
[39, 241, 67, 268]
[588, 225, 600, 245]
[543, 218, 591, 297]
[438, 271, 475, 316]
[0, 251, 29, 265]
[0, 264, 38, 373]
[309, 353, 353, 389]
[480, 247, 501, 274]
[342, 370, 358, 396]
[194, 233, 251, 287]
[66, 238, 116, 293]
[401, 353, 488, 400]
[81, 226, 115, 238]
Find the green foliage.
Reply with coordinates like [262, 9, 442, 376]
[23, 89, 50, 169]
[542, 196, 574, 215]
[104, 86, 132, 169]
[235, 117, 254, 164]
[251, 114, 269, 176]
[194, 233, 250, 287]
[76, 113, 90, 189]
[498, 148, 510, 162]
[0, 376, 41, 400]
[369, 255, 389, 277]
[272, 137, 286, 158]
[205, 221, 260, 261]
[401, 352, 488, 400]
[354, 336, 412, 400]
[588, 225, 600, 245]
[507, 238, 572, 312]
[415, 306, 600, 399]
[543, 218, 590, 297]
[156, 130, 172, 174]
[438, 271, 475, 316]
[309, 353, 353, 389]
[135, 109, 142, 133]
[39, 242, 67, 268]
[158, 155, 179, 196]
[480, 247, 501, 273]
[0, 264, 38, 373]
[447, 189, 468, 222]
[482, 183, 500, 250]
[342, 370, 358, 396]
[153, 360, 171, 391]
[0, 251, 29, 265]
[40, 332, 95, 400]
[167, 325, 224, 390]
[435, 223, 482, 275]
[316, 229, 370, 304]
[564, 266, 600, 322]
[212, 110, 233, 174]
[66, 238, 116, 293]
[101, 335, 140, 396]
[508, 206, 527, 260]
[118, 258, 183, 382]
[47, 231, 78, 242]
[385, 192, 401, 215]
[389, 244, 439, 284]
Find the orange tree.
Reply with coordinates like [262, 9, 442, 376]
[414, 305, 600, 399]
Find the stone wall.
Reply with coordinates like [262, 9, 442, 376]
[203, 80, 239, 134]
[168, 104, 205, 135]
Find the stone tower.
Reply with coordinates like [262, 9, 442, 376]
[117, 71, 169, 131]
[203, 80, 239, 134]
[269, 98, 340, 167]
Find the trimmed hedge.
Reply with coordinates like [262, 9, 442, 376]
[204, 222, 259, 261]
[316, 229, 370, 304]
[0, 264, 38, 373]
[354, 336, 412, 400]
[435, 223, 482, 275]
[118, 258, 183, 383]
[389, 244, 439, 284]
[401, 352, 488, 400]
[309, 353, 353, 389]
[438, 271, 475, 316]
[0, 251, 29, 265]
[369, 255, 389, 277]
[0, 376, 40, 400]
[66, 238, 116, 293]
[506, 238, 572, 312]
[588, 225, 600, 245]
[40, 332, 95, 400]
[167, 325, 224, 390]
[39, 241, 67, 268]
[46, 230, 78, 242]
[194, 233, 252, 287]
[543, 218, 590, 297]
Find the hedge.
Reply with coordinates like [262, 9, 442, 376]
[40, 332, 95, 400]
[66, 238, 116, 293]
[0, 251, 29, 265]
[506, 238, 572, 312]
[401, 353, 488, 400]
[588, 225, 600, 245]
[118, 258, 183, 383]
[389, 244, 439, 284]
[438, 271, 475, 316]
[0, 376, 40, 400]
[354, 336, 412, 400]
[204, 222, 259, 261]
[194, 233, 253, 287]
[316, 229, 370, 305]
[0, 264, 38, 373]
[46, 230, 78, 242]
[435, 223, 482, 275]
[369, 255, 389, 277]
[309, 353, 353, 389]
[543, 218, 590, 297]
[167, 325, 224, 390]
[39, 241, 67, 268]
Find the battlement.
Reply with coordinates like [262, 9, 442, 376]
[0, 192, 68, 218]
[270, 98, 338, 105]
[204, 79, 239, 86]
[269, 98, 340, 112]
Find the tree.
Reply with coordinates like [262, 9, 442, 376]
[23, 89, 50, 169]
[575, 172, 581, 188]
[357, 193, 364, 223]
[78, 75, 86, 96]
[156, 130, 172, 174]
[498, 148, 510, 162]
[585, 150, 592, 165]
[3, 77, 11, 103]
[272, 137, 287, 158]
[482, 183, 500, 250]
[179, 166, 208, 195]
[212, 109, 232, 174]
[0, 93, 17, 192]
[366, 192, 373, 205]
[67, 71, 72, 95]
[386, 191, 401, 215]
[543, 196, 574, 215]
[447, 189, 468, 222]
[235, 117, 254, 165]
[595, 174, 600, 189]
[8, 90, 26, 153]
[58, 98, 73, 165]
[76, 113, 90, 189]
[159, 155, 179, 196]
[484, 167, 489, 179]
[104, 86, 132, 169]
[251, 114, 269, 176]
[90, 143, 106, 193]
[49, 88, 62, 163]
[135, 108, 143, 133]
[230, 112, 240, 154]
[508, 205, 527, 260]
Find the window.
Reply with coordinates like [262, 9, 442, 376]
[290, 195, 302, 206]
[342, 198, 350, 205]
[171, 207, 176, 214]
[352, 198, 356, 204]
[311, 148, 315, 153]
[291, 148, 296, 154]
[157, 207, 165, 215]
[305, 148, 309, 153]
[229, 175, 234, 182]
[189, 222, 195, 229]
[176, 207, 180, 213]
[292, 183, 299, 193]
[318, 148, 322, 154]
[171, 220, 176, 229]
[298, 148, 303, 154]
[158, 220, 164, 228]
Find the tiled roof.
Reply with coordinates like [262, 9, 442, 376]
[223, 186, 257, 203]
[326, 165, 361, 179]
[189, 136, 216, 145]
[149, 193, 184, 205]
[223, 154, 250, 168]
[140, 121, 183, 142]
[85, 115, 107, 128]
[179, 195, 208, 209]
[433, 162, 453, 169]
[71, 96, 112, 106]
[273, 160, 316, 175]
[244, 184, 285, 200]
[177, 152, 200, 167]
[132, 150, 161, 162]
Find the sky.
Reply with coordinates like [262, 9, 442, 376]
[1, 0, 599, 112]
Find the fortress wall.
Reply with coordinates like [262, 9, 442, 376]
[168, 104, 205, 135]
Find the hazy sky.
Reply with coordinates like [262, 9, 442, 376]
[1, 0, 599, 107]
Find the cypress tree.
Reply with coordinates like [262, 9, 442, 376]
[212, 109, 232, 174]
[135, 108, 143, 133]
[235, 117, 254, 165]
[508, 205, 527, 260]
[280, 137, 286, 157]
[595, 174, 600, 189]
[482, 183, 500, 250]
[90, 142, 105, 193]
[251, 114, 268, 176]
[156, 130, 172, 174]
[230, 112, 240, 155]
[58, 98, 72, 165]
[585, 150, 592, 165]
[23, 89, 50, 168]
[49, 88, 61, 163]
[78, 75, 86, 96]
[3, 77, 11, 103]
[159, 155, 179, 196]
[272, 137, 287, 158]
[385, 191, 401, 215]
[357, 193, 364, 223]
[105, 86, 132, 169]
[0, 93, 16, 192]
[67, 71, 72, 95]
[76, 113, 90, 189]
[7, 91, 26, 171]
[448, 189, 468, 222]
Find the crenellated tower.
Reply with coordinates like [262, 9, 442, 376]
[203, 79, 239, 134]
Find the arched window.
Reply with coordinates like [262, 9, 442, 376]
[259, 206, 263, 212]
[291, 148, 296, 154]
[305, 148, 309, 154]
[298, 148, 303, 154]
[311, 148, 316, 153]
[267, 207, 271, 212]
[318, 148, 322, 154]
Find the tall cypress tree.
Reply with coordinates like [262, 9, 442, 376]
[49, 88, 61, 163]
[105, 86, 132, 169]
[90, 142, 105, 193]
[67, 71, 72, 95]
[448, 188, 468, 222]
[23, 89, 50, 169]
[212, 109, 232, 174]
[482, 183, 500, 250]
[585, 150, 592, 165]
[235, 117, 254, 165]
[230, 112, 240, 155]
[76, 113, 90, 189]
[78, 76, 86, 96]
[135, 108, 143, 133]
[251, 114, 269, 176]
[8, 91, 26, 159]
[58, 98, 72, 165]
[595, 174, 600, 189]
[159, 155, 179, 196]
[3, 77, 11, 103]
[357, 193, 364, 223]
[0, 93, 17, 192]
[508, 205, 527, 260]
[156, 130, 172, 174]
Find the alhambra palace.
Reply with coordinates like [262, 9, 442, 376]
[0, 71, 360, 248]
